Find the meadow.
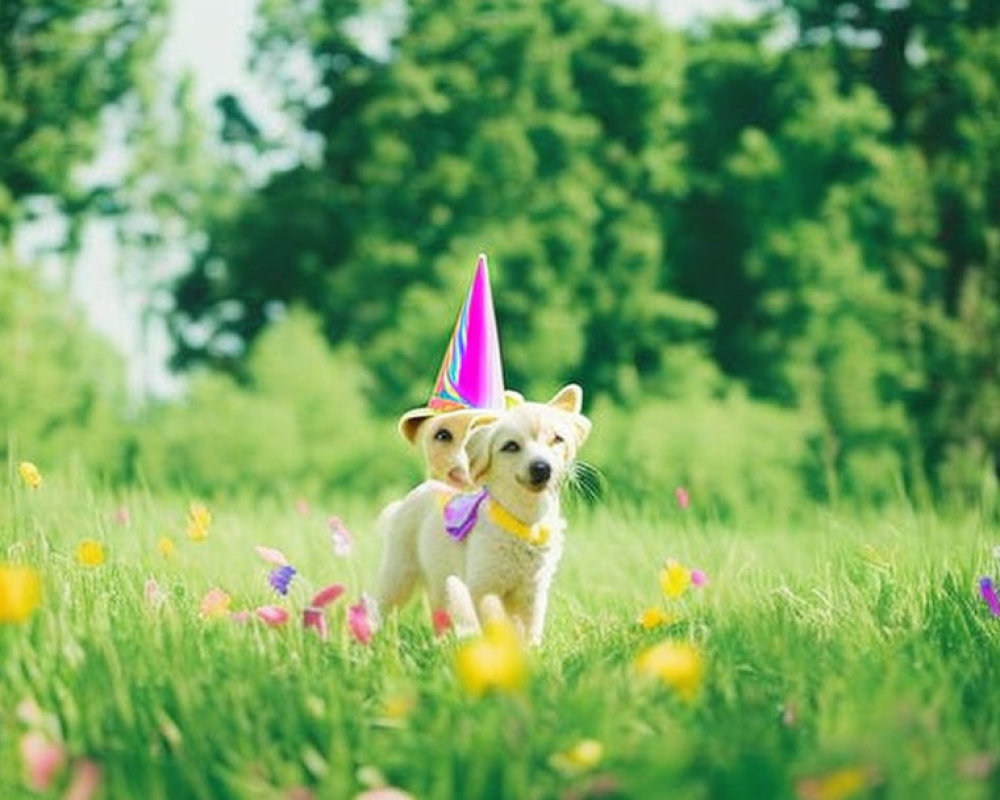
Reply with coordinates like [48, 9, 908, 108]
[2, 467, 999, 800]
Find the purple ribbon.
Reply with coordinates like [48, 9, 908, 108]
[443, 490, 488, 541]
[980, 577, 1000, 616]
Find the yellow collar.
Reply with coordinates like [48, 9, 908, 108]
[485, 499, 551, 546]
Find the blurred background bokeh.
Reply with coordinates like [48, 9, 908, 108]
[2, 0, 999, 516]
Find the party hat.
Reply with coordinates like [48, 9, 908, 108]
[399, 254, 507, 441]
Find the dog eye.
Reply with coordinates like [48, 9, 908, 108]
[551, 434, 565, 445]
[433, 429, 453, 442]
[500, 440, 521, 453]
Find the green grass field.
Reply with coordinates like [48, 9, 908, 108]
[2, 472, 999, 799]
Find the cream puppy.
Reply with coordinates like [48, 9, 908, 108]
[398, 391, 524, 489]
[374, 385, 590, 644]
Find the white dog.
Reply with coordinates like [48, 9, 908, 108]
[373, 384, 590, 644]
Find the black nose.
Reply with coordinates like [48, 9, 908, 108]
[528, 460, 552, 485]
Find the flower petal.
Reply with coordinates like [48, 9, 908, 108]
[255, 545, 289, 565]
[256, 606, 290, 626]
[19, 731, 66, 791]
[311, 584, 345, 608]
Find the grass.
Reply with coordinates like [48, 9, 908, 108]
[2, 471, 999, 800]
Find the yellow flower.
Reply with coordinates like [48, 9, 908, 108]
[796, 766, 869, 800]
[635, 640, 703, 701]
[638, 606, 675, 630]
[199, 587, 232, 619]
[157, 536, 176, 558]
[0, 565, 41, 623]
[659, 559, 691, 599]
[187, 503, 211, 541]
[75, 540, 105, 567]
[550, 739, 604, 774]
[18, 461, 42, 489]
[455, 617, 527, 696]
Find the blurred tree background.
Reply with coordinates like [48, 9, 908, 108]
[2, 0, 999, 514]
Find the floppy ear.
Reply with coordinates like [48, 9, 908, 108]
[398, 411, 431, 445]
[465, 422, 496, 484]
[548, 383, 583, 415]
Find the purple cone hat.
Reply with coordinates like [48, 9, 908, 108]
[399, 254, 507, 442]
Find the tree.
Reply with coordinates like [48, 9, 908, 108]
[171, 0, 716, 408]
[0, 0, 168, 243]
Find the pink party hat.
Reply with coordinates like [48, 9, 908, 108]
[427, 254, 505, 412]
[399, 254, 507, 440]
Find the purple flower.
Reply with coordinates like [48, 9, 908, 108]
[980, 576, 1000, 616]
[269, 565, 297, 596]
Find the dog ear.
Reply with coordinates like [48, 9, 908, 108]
[398, 412, 431, 445]
[465, 422, 495, 484]
[503, 390, 525, 408]
[570, 414, 592, 448]
[548, 384, 583, 415]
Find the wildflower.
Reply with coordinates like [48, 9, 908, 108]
[114, 506, 130, 525]
[638, 606, 674, 630]
[157, 536, 176, 558]
[0, 565, 42, 623]
[303, 585, 345, 640]
[144, 578, 166, 609]
[795, 766, 870, 800]
[230, 610, 251, 624]
[635, 640, 703, 701]
[75, 540, 105, 568]
[256, 606, 289, 626]
[187, 503, 211, 541]
[255, 545, 288, 564]
[348, 599, 373, 645]
[432, 608, 452, 637]
[18, 461, 42, 489]
[296, 498, 310, 516]
[19, 731, 66, 791]
[329, 516, 353, 557]
[979, 577, 1000, 616]
[199, 587, 232, 619]
[690, 569, 709, 588]
[64, 759, 101, 800]
[659, 559, 691, 599]
[674, 486, 689, 510]
[379, 688, 417, 724]
[455, 617, 527, 696]
[269, 565, 297, 596]
[550, 739, 604, 774]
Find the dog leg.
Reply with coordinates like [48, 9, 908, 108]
[444, 575, 481, 639]
[371, 505, 420, 617]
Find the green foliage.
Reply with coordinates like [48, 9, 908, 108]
[135, 310, 417, 498]
[0, 261, 127, 473]
[0, 0, 168, 241]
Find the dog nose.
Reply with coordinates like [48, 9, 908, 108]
[528, 460, 552, 485]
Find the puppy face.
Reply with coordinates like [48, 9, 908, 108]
[413, 411, 481, 489]
[467, 384, 591, 502]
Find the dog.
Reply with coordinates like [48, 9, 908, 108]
[373, 384, 590, 644]
[398, 391, 524, 489]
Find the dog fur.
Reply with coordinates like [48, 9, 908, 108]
[374, 384, 590, 644]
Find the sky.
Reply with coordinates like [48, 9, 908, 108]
[20, 0, 758, 399]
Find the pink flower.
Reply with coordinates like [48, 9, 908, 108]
[303, 607, 328, 640]
[690, 569, 708, 587]
[311, 584, 345, 608]
[114, 506, 130, 525]
[256, 606, 289, 626]
[199, 587, 232, 619]
[329, 517, 353, 557]
[255, 545, 289, 565]
[144, 578, 166, 609]
[19, 731, 66, 791]
[230, 610, 252, 624]
[295, 498, 310, 517]
[674, 486, 690, 510]
[64, 759, 102, 800]
[432, 608, 452, 637]
[348, 600, 372, 645]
